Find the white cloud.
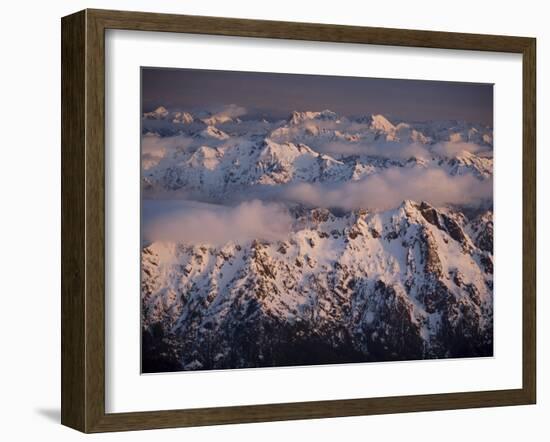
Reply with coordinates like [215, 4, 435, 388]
[141, 133, 194, 170]
[431, 141, 486, 158]
[269, 118, 434, 161]
[143, 200, 292, 245]
[280, 168, 492, 211]
[317, 140, 431, 160]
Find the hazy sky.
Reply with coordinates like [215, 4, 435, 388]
[142, 67, 493, 125]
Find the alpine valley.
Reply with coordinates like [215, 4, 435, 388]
[140, 105, 494, 372]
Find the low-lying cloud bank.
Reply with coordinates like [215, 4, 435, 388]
[143, 200, 292, 245]
[315, 139, 492, 161]
[142, 169, 491, 246]
[316, 140, 432, 160]
[279, 168, 492, 211]
[141, 133, 194, 169]
[271, 116, 492, 161]
[431, 141, 488, 158]
[142, 133, 195, 155]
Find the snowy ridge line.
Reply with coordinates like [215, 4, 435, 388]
[141, 200, 493, 372]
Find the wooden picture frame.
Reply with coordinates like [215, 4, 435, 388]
[61, 8, 536, 433]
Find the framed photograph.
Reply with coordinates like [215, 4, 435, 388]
[61, 9, 536, 433]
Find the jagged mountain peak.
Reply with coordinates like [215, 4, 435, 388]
[288, 109, 339, 125]
[141, 106, 494, 372]
[143, 105, 170, 120]
[172, 111, 194, 124]
[201, 114, 234, 126]
[370, 114, 396, 132]
[143, 106, 198, 125]
[154, 105, 168, 113]
[142, 196, 493, 371]
[198, 125, 230, 140]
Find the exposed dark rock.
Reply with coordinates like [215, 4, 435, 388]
[142, 204, 493, 371]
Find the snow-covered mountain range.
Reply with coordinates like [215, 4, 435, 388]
[140, 106, 493, 372]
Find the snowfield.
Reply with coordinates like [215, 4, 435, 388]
[140, 106, 494, 372]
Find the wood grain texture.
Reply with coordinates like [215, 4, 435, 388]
[60, 8, 537, 433]
[61, 10, 86, 431]
[84, 9, 107, 433]
[522, 38, 537, 403]
[89, 8, 532, 52]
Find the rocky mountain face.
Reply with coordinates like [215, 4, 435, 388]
[140, 107, 493, 372]
[141, 109, 493, 197]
